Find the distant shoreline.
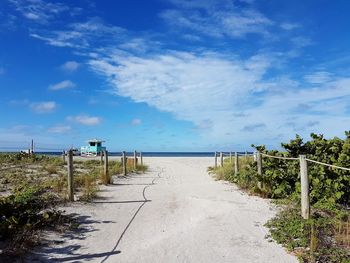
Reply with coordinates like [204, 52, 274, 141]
[0, 151, 253, 157]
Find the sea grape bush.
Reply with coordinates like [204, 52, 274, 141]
[249, 132, 350, 205]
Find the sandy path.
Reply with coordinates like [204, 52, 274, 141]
[29, 157, 297, 263]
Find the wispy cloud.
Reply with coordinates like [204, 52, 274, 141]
[30, 101, 57, 113]
[30, 17, 126, 49]
[241, 123, 266, 132]
[8, 0, 72, 24]
[304, 71, 332, 84]
[291, 36, 314, 48]
[68, 114, 102, 126]
[160, 0, 273, 39]
[48, 125, 71, 133]
[49, 80, 75, 91]
[60, 61, 80, 72]
[280, 22, 300, 30]
[131, 118, 142, 125]
[9, 99, 30, 106]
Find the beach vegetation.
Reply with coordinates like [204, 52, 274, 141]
[209, 131, 350, 262]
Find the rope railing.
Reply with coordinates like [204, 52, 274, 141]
[260, 152, 299, 161]
[305, 158, 350, 172]
[256, 151, 350, 220]
[260, 152, 350, 171]
[213, 149, 349, 220]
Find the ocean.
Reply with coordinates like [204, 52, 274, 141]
[35, 152, 253, 157]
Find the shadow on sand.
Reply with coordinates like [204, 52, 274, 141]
[27, 213, 118, 262]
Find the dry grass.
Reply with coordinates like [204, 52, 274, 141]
[335, 219, 350, 248]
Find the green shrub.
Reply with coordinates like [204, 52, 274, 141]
[209, 132, 350, 262]
[266, 204, 350, 262]
[0, 187, 61, 239]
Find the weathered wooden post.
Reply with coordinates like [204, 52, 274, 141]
[245, 150, 248, 160]
[31, 139, 34, 155]
[257, 151, 263, 189]
[134, 150, 137, 170]
[220, 152, 224, 167]
[104, 150, 109, 184]
[122, 151, 127, 176]
[234, 152, 239, 175]
[62, 150, 65, 163]
[140, 152, 143, 166]
[100, 151, 104, 165]
[214, 152, 217, 168]
[67, 149, 74, 202]
[299, 155, 310, 219]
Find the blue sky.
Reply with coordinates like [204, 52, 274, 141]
[0, 0, 350, 152]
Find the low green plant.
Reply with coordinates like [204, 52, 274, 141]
[266, 204, 350, 262]
[0, 187, 61, 238]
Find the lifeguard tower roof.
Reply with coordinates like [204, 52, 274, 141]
[87, 139, 105, 143]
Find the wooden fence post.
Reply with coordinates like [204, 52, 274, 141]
[122, 151, 127, 176]
[134, 150, 137, 170]
[67, 150, 74, 202]
[245, 150, 248, 160]
[104, 150, 109, 184]
[299, 155, 310, 219]
[234, 152, 239, 175]
[220, 152, 224, 167]
[62, 150, 65, 163]
[100, 151, 104, 165]
[214, 152, 218, 168]
[257, 151, 263, 189]
[31, 139, 34, 155]
[140, 152, 143, 166]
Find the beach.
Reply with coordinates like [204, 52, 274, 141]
[29, 157, 297, 263]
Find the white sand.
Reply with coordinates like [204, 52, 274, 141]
[29, 157, 297, 263]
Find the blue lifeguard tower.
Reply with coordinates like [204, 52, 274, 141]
[81, 139, 106, 156]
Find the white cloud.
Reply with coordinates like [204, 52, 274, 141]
[68, 114, 102, 126]
[280, 22, 300, 30]
[304, 71, 332, 84]
[60, 61, 80, 72]
[291, 36, 314, 48]
[25, 4, 349, 148]
[9, 0, 70, 24]
[30, 18, 126, 49]
[49, 80, 75, 91]
[131, 118, 142, 125]
[88, 51, 272, 142]
[160, 1, 273, 39]
[87, 49, 350, 147]
[30, 101, 57, 113]
[48, 125, 71, 133]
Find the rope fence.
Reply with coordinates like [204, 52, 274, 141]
[214, 150, 350, 220]
[259, 152, 350, 219]
[260, 152, 299, 161]
[305, 158, 350, 172]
